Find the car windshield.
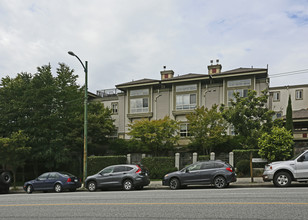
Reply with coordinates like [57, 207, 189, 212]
[291, 152, 303, 160]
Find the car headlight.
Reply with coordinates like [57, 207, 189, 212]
[164, 174, 168, 178]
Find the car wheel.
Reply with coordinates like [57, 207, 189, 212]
[54, 183, 62, 193]
[214, 176, 227, 189]
[26, 185, 33, 194]
[87, 181, 97, 192]
[274, 172, 291, 187]
[123, 179, 133, 191]
[169, 178, 180, 190]
[0, 172, 12, 185]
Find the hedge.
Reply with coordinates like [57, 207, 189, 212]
[87, 155, 127, 176]
[141, 157, 177, 179]
[198, 155, 210, 161]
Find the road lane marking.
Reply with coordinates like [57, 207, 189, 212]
[2, 202, 308, 207]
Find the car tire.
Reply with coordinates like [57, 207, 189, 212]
[123, 179, 133, 191]
[87, 181, 97, 192]
[0, 172, 12, 185]
[26, 185, 33, 194]
[169, 178, 180, 190]
[214, 176, 227, 189]
[54, 183, 62, 193]
[273, 172, 291, 187]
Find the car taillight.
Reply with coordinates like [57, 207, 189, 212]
[136, 165, 142, 174]
[67, 178, 72, 182]
[226, 167, 233, 172]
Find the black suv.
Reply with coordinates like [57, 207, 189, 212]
[85, 164, 150, 191]
[0, 170, 12, 193]
[163, 160, 236, 189]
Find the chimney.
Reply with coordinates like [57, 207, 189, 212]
[207, 59, 222, 74]
[160, 66, 174, 80]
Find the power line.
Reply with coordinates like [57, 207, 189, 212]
[270, 69, 308, 78]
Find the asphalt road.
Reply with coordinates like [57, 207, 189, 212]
[1, 186, 308, 220]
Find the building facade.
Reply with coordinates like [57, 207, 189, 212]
[269, 84, 308, 149]
[97, 62, 270, 147]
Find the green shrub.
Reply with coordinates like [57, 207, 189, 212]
[87, 155, 127, 175]
[141, 157, 177, 179]
[236, 160, 250, 176]
[198, 155, 210, 161]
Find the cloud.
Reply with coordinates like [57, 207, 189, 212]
[1, 0, 308, 92]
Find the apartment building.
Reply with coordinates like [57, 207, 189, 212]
[269, 84, 308, 148]
[97, 61, 269, 147]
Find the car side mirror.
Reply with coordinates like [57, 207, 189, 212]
[298, 155, 305, 162]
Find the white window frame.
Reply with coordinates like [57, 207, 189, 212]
[227, 89, 249, 106]
[295, 89, 303, 100]
[273, 92, 280, 102]
[111, 102, 118, 114]
[130, 98, 149, 113]
[176, 94, 196, 110]
[180, 123, 190, 137]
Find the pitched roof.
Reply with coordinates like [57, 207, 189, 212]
[221, 67, 267, 75]
[116, 78, 160, 88]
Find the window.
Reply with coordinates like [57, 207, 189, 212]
[130, 98, 149, 113]
[48, 173, 59, 179]
[176, 84, 197, 92]
[37, 173, 49, 181]
[227, 79, 251, 87]
[100, 167, 113, 175]
[130, 89, 149, 96]
[111, 102, 118, 114]
[129, 88, 149, 113]
[113, 166, 126, 173]
[201, 162, 216, 169]
[187, 163, 202, 171]
[176, 94, 196, 110]
[273, 92, 280, 102]
[296, 90, 303, 100]
[227, 89, 248, 106]
[180, 123, 190, 137]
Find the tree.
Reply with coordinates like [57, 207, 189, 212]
[258, 126, 294, 162]
[220, 90, 275, 149]
[186, 105, 228, 155]
[0, 131, 31, 187]
[0, 63, 115, 178]
[285, 95, 294, 134]
[128, 116, 179, 156]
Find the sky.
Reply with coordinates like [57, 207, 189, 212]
[1, 0, 308, 93]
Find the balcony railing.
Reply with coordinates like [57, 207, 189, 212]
[97, 88, 121, 97]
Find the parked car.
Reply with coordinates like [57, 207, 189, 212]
[263, 150, 308, 187]
[23, 172, 81, 193]
[162, 160, 236, 189]
[0, 170, 12, 194]
[85, 164, 150, 191]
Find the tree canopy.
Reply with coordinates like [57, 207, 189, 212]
[220, 90, 275, 149]
[0, 63, 115, 177]
[186, 105, 228, 155]
[128, 116, 179, 156]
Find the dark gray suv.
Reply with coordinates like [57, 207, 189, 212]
[162, 160, 236, 189]
[85, 164, 150, 191]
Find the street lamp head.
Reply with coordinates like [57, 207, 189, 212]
[68, 51, 76, 56]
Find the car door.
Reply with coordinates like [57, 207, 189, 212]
[199, 162, 216, 183]
[32, 173, 50, 190]
[295, 152, 308, 179]
[180, 163, 202, 185]
[110, 166, 128, 186]
[96, 166, 115, 188]
[45, 172, 59, 190]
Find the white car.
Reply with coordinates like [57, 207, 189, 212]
[263, 150, 308, 187]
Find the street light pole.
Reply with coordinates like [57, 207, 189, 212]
[68, 51, 88, 183]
